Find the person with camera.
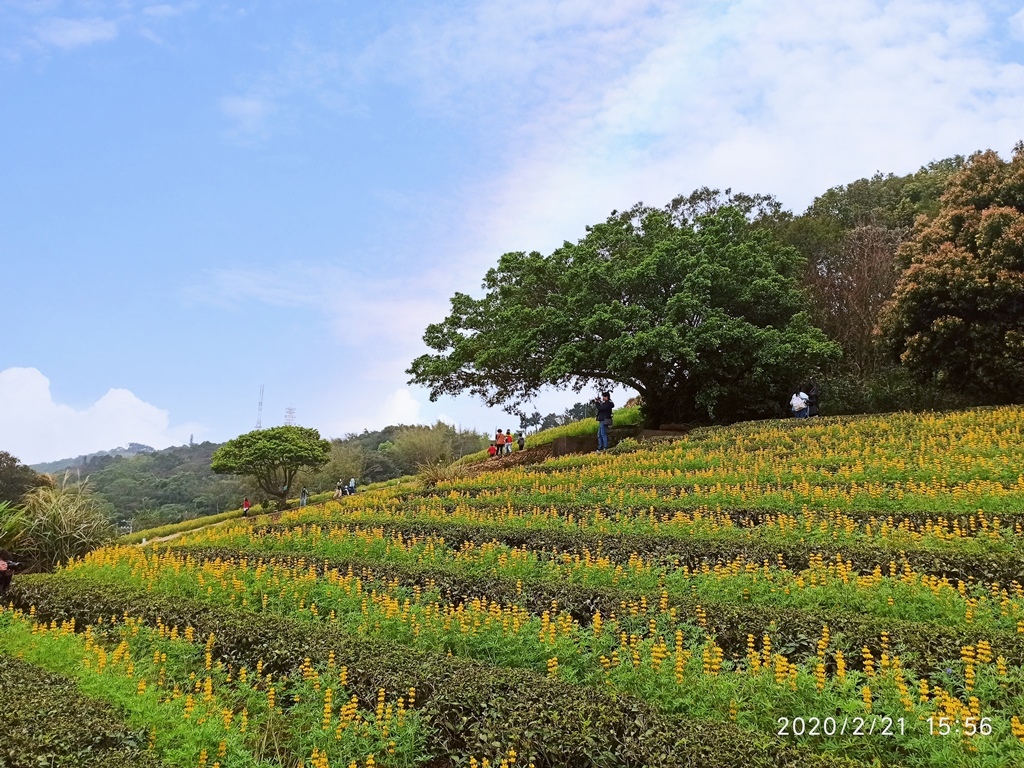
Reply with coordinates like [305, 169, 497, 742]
[593, 391, 615, 451]
[0, 551, 22, 595]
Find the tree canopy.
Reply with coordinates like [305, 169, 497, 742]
[211, 426, 330, 508]
[408, 191, 840, 426]
[779, 157, 964, 377]
[882, 145, 1024, 401]
[0, 451, 51, 506]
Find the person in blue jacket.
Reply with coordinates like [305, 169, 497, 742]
[594, 392, 615, 451]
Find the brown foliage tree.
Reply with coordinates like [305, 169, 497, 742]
[881, 145, 1024, 400]
[782, 157, 963, 380]
[804, 225, 906, 376]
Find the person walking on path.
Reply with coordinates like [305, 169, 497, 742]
[300, 487, 309, 507]
[594, 392, 614, 451]
[495, 429, 504, 452]
[517, 433, 525, 451]
[790, 389, 810, 418]
[242, 498, 251, 517]
[504, 430, 514, 454]
[807, 380, 820, 417]
[335, 480, 344, 499]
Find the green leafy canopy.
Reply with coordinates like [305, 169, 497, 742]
[408, 190, 840, 426]
[211, 426, 330, 505]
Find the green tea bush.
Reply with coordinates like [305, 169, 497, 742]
[607, 436, 642, 454]
[170, 543, 1024, 673]
[0, 653, 163, 768]
[7, 576, 858, 768]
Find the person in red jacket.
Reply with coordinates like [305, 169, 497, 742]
[487, 443, 498, 458]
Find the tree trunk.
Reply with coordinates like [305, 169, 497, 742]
[639, 384, 699, 429]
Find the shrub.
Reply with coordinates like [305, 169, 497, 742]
[0, 500, 27, 551]
[0, 653, 162, 768]
[173, 542, 1024, 673]
[607, 436, 642, 454]
[8, 576, 856, 768]
[15, 478, 114, 570]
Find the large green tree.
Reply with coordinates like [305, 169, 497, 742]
[882, 145, 1024, 400]
[0, 451, 51, 506]
[211, 426, 330, 508]
[408, 192, 840, 427]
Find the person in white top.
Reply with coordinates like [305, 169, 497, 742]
[790, 390, 809, 418]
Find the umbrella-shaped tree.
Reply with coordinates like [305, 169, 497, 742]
[211, 426, 331, 510]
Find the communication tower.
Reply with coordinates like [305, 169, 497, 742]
[284, 406, 296, 426]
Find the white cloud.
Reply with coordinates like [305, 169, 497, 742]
[35, 17, 118, 49]
[183, 265, 448, 347]
[215, 41, 357, 142]
[379, 387, 421, 425]
[1011, 7, 1024, 40]
[219, 95, 279, 142]
[403, 0, 1024, 263]
[143, 4, 189, 18]
[0, 368, 200, 464]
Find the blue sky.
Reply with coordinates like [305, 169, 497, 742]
[2, 0, 1024, 463]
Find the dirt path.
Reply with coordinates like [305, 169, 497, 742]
[138, 506, 299, 546]
[465, 444, 553, 475]
[141, 521, 230, 546]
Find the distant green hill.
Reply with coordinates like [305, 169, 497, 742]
[31, 443, 157, 474]
[71, 441, 249, 530]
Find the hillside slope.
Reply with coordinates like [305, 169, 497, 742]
[5, 406, 1024, 768]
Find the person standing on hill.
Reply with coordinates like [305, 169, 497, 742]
[517, 433, 525, 451]
[242, 498, 251, 517]
[807, 380, 820, 417]
[504, 430, 514, 454]
[790, 389, 809, 418]
[594, 392, 614, 451]
[495, 429, 504, 451]
[300, 487, 309, 507]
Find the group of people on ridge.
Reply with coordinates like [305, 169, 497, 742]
[237, 477, 357, 519]
[488, 429, 525, 458]
[335, 478, 357, 498]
